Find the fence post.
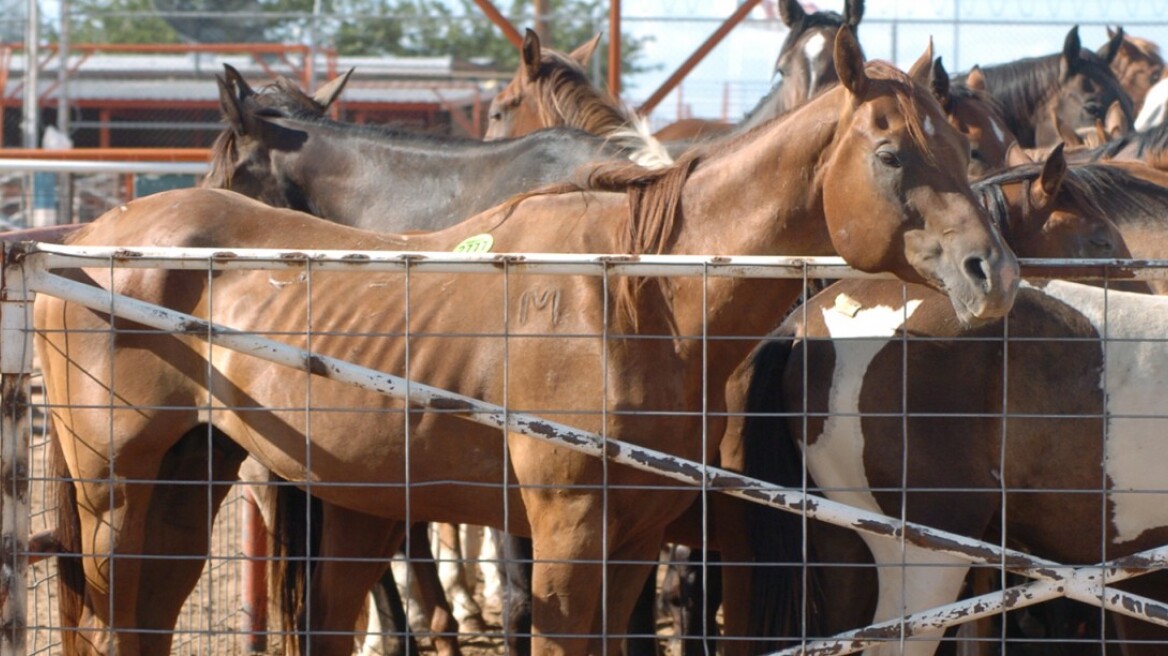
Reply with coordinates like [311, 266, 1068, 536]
[0, 243, 33, 656]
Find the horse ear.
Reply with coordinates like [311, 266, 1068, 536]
[778, 0, 805, 27]
[1105, 99, 1130, 139]
[906, 37, 934, 85]
[312, 68, 353, 111]
[1005, 141, 1034, 167]
[217, 67, 251, 135]
[845, 0, 864, 28]
[932, 57, 952, 109]
[834, 26, 868, 99]
[1032, 142, 1067, 211]
[569, 33, 602, 68]
[1060, 25, 1083, 79]
[523, 28, 542, 81]
[1101, 25, 1125, 65]
[966, 65, 987, 92]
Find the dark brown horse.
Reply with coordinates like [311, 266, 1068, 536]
[956, 25, 1132, 149]
[37, 29, 1018, 656]
[653, 0, 863, 143]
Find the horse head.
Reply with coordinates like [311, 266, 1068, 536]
[485, 28, 606, 139]
[1041, 25, 1133, 148]
[909, 44, 1017, 179]
[205, 64, 351, 210]
[824, 27, 1018, 323]
[771, 0, 863, 112]
[1102, 25, 1165, 114]
[974, 143, 1130, 264]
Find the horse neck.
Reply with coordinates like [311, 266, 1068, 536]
[662, 93, 845, 365]
[975, 57, 1061, 147]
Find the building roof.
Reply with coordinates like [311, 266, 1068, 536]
[4, 52, 500, 108]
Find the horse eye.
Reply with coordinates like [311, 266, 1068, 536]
[876, 150, 902, 168]
[970, 149, 983, 162]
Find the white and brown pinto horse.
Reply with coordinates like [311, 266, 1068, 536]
[36, 28, 1018, 656]
[740, 275, 1168, 655]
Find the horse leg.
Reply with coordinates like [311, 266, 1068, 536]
[57, 426, 230, 656]
[861, 535, 972, 656]
[434, 522, 488, 634]
[626, 559, 659, 656]
[404, 523, 463, 656]
[607, 538, 671, 656]
[495, 531, 533, 656]
[476, 527, 506, 618]
[307, 502, 404, 656]
[134, 428, 246, 653]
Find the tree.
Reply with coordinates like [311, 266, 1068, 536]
[328, 0, 656, 91]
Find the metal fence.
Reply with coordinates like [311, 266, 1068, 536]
[4, 232, 1168, 655]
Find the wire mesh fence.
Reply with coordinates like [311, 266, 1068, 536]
[6, 236, 1168, 655]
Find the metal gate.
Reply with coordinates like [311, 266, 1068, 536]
[4, 240, 1168, 655]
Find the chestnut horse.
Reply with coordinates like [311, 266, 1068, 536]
[652, 0, 864, 143]
[37, 29, 1019, 656]
[483, 29, 671, 169]
[1104, 27, 1165, 116]
[956, 26, 1131, 149]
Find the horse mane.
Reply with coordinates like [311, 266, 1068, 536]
[971, 49, 1132, 135]
[949, 77, 1010, 124]
[532, 46, 673, 167]
[535, 47, 629, 138]
[973, 160, 1168, 233]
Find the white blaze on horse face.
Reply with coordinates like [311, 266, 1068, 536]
[989, 116, 1007, 144]
[1036, 280, 1168, 545]
[802, 32, 827, 94]
[923, 115, 936, 137]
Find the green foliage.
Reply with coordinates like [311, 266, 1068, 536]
[60, 0, 655, 90]
[69, 0, 183, 44]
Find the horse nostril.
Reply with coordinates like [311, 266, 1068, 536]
[964, 255, 990, 287]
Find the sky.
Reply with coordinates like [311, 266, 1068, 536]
[621, 0, 1168, 125]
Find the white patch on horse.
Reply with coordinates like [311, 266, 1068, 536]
[802, 33, 827, 94]
[923, 115, 936, 137]
[802, 32, 827, 65]
[807, 297, 921, 514]
[1036, 280, 1168, 544]
[989, 117, 1007, 144]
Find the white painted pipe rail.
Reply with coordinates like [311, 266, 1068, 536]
[0, 159, 209, 175]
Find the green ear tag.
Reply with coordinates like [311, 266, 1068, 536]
[453, 233, 494, 253]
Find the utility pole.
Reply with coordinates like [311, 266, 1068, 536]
[533, 0, 550, 44]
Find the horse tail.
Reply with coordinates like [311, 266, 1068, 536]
[50, 425, 85, 654]
[270, 478, 321, 656]
[742, 324, 826, 648]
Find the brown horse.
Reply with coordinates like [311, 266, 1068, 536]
[688, 144, 1140, 656]
[1104, 26, 1165, 116]
[36, 28, 1019, 656]
[958, 25, 1132, 149]
[482, 28, 671, 168]
[911, 44, 1018, 178]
